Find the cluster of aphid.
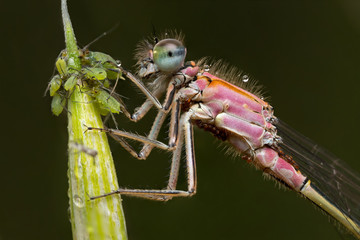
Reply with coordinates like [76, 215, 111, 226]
[47, 48, 125, 116]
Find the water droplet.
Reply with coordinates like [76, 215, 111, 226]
[73, 194, 84, 208]
[242, 74, 249, 83]
[204, 65, 210, 72]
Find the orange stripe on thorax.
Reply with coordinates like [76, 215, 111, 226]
[203, 76, 268, 107]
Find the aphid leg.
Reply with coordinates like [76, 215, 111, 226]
[103, 111, 119, 129]
[108, 67, 120, 98]
[109, 93, 132, 120]
[90, 111, 197, 201]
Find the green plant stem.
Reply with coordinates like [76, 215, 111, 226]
[61, 0, 127, 239]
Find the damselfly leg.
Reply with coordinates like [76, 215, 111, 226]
[88, 109, 196, 201]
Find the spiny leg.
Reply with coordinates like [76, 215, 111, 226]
[182, 111, 197, 193]
[131, 80, 175, 122]
[169, 98, 181, 147]
[108, 134, 145, 159]
[136, 110, 168, 159]
[117, 64, 163, 110]
[96, 129, 184, 201]
[87, 92, 177, 159]
[137, 83, 178, 158]
[90, 111, 197, 201]
[88, 109, 169, 160]
[129, 82, 166, 121]
[164, 111, 197, 195]
[131, 95, 181, 158]
[86, 126, 172, 152]
[88, 76, 192, 200]
[95, 82, 179, 159]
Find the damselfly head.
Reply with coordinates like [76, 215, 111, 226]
[136, 31, 186, 78]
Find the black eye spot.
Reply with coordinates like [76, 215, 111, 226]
[168, 51, 173, 57]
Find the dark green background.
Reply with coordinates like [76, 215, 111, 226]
[1, 0, 360, 239]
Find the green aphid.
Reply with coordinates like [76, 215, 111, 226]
[49, 75, 62, 96]
[64, 75, 78, 91]
[95, 90, 121, 114]
[56, 55, 68, 78]
[87, 51, 117, 65]
[95, 102, 110, 116]
[103, 79, 110, 88]
[106, 68, 122, 81]
[51, 93, 66, 116]
[83, 67, 107, 81]
[84, 51, 123, 80]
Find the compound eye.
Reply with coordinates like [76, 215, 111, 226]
[153, 39, 186, 72]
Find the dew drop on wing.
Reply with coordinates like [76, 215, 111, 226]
[274, 119, 360, 229]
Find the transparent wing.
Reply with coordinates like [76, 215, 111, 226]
[275, 119, 360, 226]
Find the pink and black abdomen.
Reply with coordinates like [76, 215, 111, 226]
[180, 72, 308, 191]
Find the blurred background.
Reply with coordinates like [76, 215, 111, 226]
[1, 0, 360, 239]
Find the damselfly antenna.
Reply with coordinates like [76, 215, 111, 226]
[83, 23, 120, 50]
[151, 22, 159, 44]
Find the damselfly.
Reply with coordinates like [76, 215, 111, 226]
[88, 32, 360, 238]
